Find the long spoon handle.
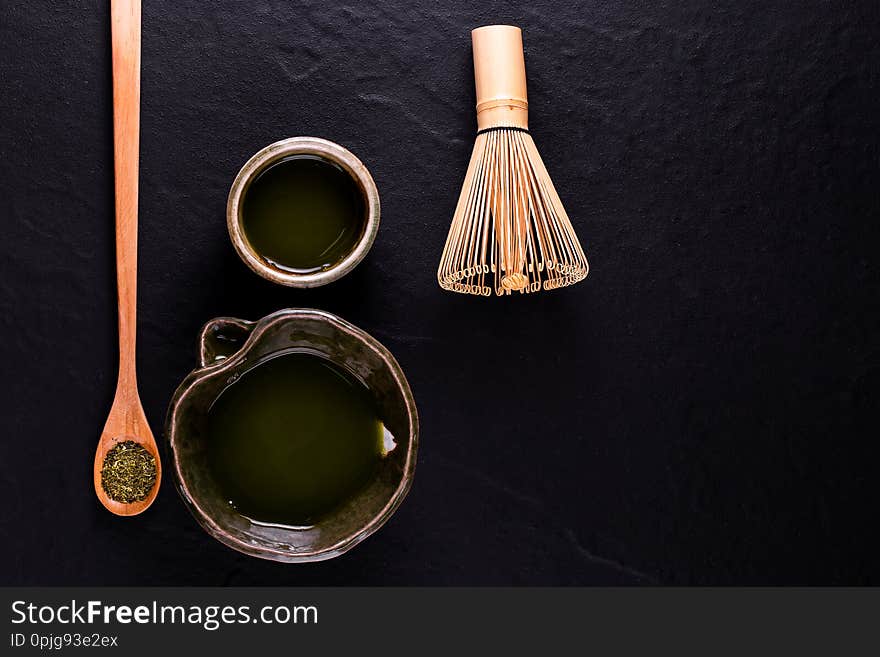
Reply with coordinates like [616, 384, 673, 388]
[111, 0, 141, 389]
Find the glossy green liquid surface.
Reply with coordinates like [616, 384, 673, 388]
[206, 352, 384, 526]
[241, 155, 365, 274]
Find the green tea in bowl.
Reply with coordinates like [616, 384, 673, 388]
[227, 138, 380, 288]
[165, 309, 418, 563]
[241, 155, 366, 276]
[206, 351, 389, 527]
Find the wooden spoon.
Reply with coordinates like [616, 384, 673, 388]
[93, 0, 161, 515]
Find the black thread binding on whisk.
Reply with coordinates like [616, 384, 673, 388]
[476, 126, 531, 136]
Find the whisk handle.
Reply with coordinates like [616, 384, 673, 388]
[472, 25, 529, 130]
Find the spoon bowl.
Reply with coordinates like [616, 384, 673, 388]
[94, 391, 161, 515]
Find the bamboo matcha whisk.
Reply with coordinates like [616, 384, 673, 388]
[438, 25, 589, 296]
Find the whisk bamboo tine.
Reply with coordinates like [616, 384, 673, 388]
[438, 25, 589, 296]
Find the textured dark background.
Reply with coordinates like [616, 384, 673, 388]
[1, 1, 878, 585]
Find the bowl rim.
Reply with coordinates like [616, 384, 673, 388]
[227, 137, 381, 288]
[164, 308, 418, 563]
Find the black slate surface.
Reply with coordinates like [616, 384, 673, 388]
[1, 1, 878, 585]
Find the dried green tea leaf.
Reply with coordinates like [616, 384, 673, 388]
[100, 440, 157, 503]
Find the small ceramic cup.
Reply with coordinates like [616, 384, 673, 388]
[227, 137, 380, 287]
[165, 309, 418, 562]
